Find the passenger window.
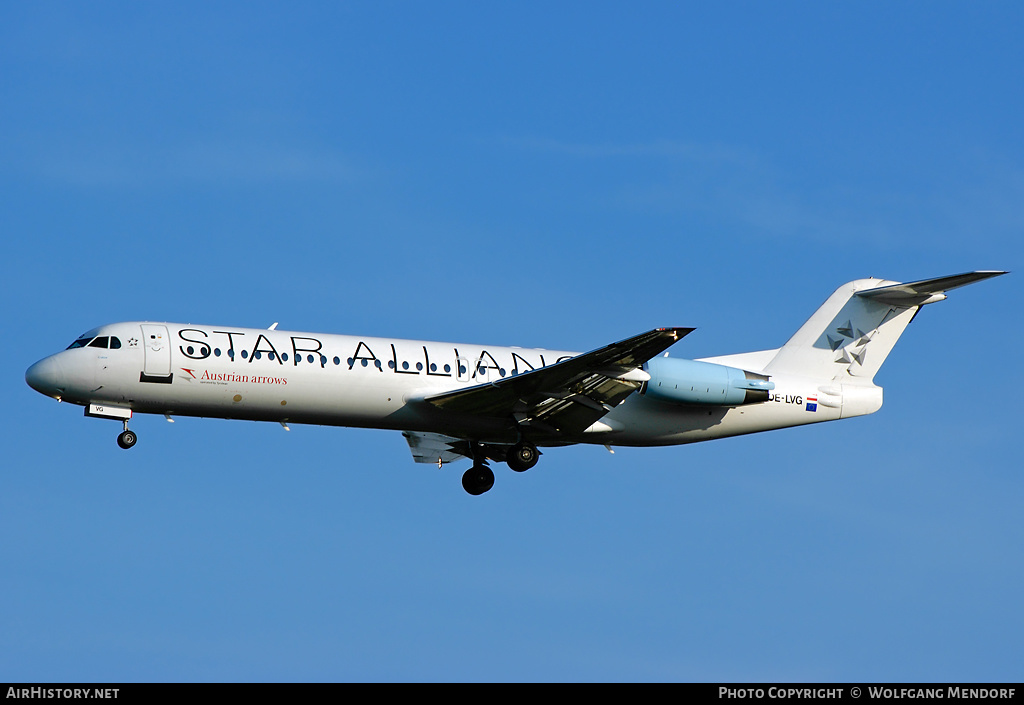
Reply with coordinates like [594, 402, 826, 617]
[88, 337, 109, 348]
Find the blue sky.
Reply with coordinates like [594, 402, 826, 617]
[2, 2, 1021, 682]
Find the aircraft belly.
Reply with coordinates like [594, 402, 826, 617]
[589, 380, 844, 446]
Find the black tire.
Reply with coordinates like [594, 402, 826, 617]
[117, 430, 137, 449]
[506, 442, 539, 472]
[462, 465, 495, 495]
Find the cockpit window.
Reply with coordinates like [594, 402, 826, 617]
[67, 337, 94, 349]
[68, 335, 122, 350]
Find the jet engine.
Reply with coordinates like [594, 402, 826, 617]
[641, 357, 774, 406]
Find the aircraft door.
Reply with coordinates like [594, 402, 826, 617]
[456, 356, 471, 383]
[140, 324, 173, 382]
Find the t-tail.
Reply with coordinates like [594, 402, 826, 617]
[764, 271, 1007, 391]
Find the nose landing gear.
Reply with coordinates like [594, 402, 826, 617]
[85, 404, 137, 450]
[117, 420, 137, 449]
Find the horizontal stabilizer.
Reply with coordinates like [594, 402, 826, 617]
[856, 271, 1007, 306]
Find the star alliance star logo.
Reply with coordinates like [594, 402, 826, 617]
[127, 338, 138, 347]
[827, 320, 871, 366]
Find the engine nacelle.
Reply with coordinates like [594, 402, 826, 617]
[642, 357, 774, 406]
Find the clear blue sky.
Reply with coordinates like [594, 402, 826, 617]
[2, 2, 1021, 682]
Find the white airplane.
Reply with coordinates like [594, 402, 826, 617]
[26, 271, 1005, 495]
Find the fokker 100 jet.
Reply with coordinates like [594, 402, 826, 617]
[26, 271, 1005, 494]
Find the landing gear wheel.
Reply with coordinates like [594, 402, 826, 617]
[117, 430, 137, 449]
[507, 441, 539, 472]
[462, 464, 495, 495]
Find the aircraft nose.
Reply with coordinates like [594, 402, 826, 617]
[26, 356, 66, 398]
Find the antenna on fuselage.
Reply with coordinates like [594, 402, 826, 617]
[268, 322, 278, 330]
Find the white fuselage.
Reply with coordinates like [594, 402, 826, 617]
[26, 321, 880, 449]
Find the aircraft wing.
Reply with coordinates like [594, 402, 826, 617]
[421, 327, 693, 437]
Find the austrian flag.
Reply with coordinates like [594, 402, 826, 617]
[806, 396, 818, 412]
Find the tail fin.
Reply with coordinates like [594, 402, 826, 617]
[765, 271, 1006, 382]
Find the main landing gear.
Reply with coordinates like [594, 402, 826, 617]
[461, 462, 494, 496]
[506, 441, 540, 472]
[460, 441, 540, 495]
[117, 420, 137, 449]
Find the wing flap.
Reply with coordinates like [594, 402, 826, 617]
[421, 327, 693, 436]
[402, 431, 470, 465]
